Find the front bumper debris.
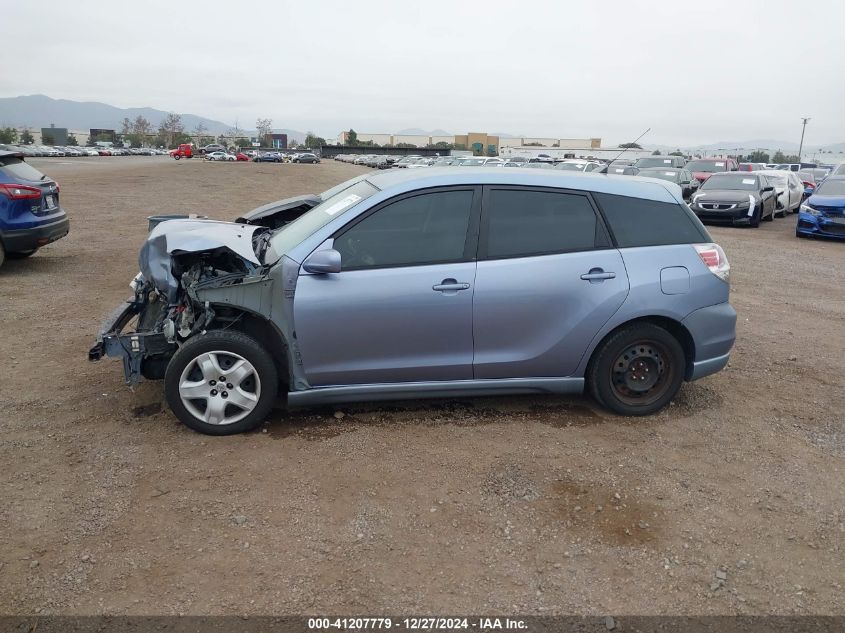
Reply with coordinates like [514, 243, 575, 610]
[88, 299, 175, 385]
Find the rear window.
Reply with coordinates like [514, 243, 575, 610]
[593, 193, 709, 248]
[0, 156, 46, 182]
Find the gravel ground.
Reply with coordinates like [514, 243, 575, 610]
[1, 156, 844, 616]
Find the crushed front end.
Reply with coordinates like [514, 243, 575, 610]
[89, 218, 272, 385]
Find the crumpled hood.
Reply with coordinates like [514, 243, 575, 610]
[139, 219, 263, 302]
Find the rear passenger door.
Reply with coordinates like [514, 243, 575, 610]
[472, 187, 630, 379]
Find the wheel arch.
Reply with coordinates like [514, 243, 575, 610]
[207, 305, 291, 391]
[584, 315, 696, 381]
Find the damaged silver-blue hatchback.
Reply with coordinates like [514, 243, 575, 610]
[90, 168, 736, 435]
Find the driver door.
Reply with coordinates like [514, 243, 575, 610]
[293, 187, 481, 387]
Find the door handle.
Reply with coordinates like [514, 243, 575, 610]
[433, 278, 471, 292]
[580, 268, 616, 282]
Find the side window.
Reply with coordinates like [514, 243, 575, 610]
[594, 192, 709, 248]
[483, 189, 608, 259]
[334, 189, 474, 270]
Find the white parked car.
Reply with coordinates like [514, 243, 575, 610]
[206, 151, 236, 161]
[755, 170, 804, 215]
[554, 159, 603, 172]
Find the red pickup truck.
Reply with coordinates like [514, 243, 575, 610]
[685, 157, 738, 183]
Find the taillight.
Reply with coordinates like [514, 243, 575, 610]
[802, 181, 815, 189]
[693, 243, 730, 283]
[0, 183, 42, 200]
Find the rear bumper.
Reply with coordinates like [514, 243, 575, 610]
[689, 352, 730, 381]
[681, 302, 736, 381]
[1, 215, 69, 252]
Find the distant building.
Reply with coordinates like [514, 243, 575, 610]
[335, 131, 601, 156]
[269, 133, 288, 149]
[89, 128, 116, 144]
[40, 125, 68, 145]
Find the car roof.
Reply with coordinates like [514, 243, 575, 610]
[364, 167, 680, 203]
[639, 167, 682, 172]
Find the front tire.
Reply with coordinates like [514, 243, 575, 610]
[164, 330, 278, 435]
[764, 202, 774, 221]
[587, 323, 685, 416]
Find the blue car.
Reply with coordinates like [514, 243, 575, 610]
[0, 151, 69, 267]
[797, 176, 845, 240]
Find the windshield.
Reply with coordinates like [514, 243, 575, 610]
[460, 158, 485, 166]
[636, 157, 676, 168]
[816, 179, 845, 196]
[686, 160, 727, 173]
[555, 162, 586, 171]
[701, 174, 759, 191]
[266, 179, 378, 261]
[639, 169, 680, 182]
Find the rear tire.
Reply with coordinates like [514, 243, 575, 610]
[0, 241, 5, 268]
[164, 330, 278, 435]
[587, 323, 685, 416]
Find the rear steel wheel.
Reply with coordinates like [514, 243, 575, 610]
[588, 323, 685, 416]
[609, 340, 674, 407]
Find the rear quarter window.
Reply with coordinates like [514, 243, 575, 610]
[0, 157, 46, 182]
[593, 192, 709, 248]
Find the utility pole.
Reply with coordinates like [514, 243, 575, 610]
[797, 117, 810, 164]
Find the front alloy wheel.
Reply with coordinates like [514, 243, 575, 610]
[164, 330, 278, 435]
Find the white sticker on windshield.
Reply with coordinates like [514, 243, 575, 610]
[664, 171, 675, 176]
[742, 178, 756, 185]
[663, 159, 671, 163]
[714, 162, 725, 167]
[323, 194, 361, 216]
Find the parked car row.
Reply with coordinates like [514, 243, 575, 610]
[0, 143, 171, 157]
[250, 152, 321, 164]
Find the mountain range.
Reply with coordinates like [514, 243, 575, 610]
[0, 94, 307, 142]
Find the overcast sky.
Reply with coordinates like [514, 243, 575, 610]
[1, 0, 842, 147]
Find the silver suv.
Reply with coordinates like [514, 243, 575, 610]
[91, 169, 736, 435]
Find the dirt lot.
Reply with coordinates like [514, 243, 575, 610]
[1, 156, 844, 616]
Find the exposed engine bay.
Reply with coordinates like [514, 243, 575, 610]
[89, 197, 316, 385]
